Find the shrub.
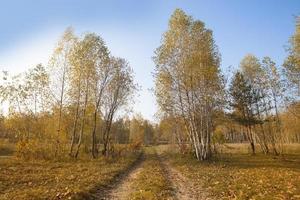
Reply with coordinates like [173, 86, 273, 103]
[15, 139, 67, 160]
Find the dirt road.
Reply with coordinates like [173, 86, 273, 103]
[95, 149, 210, 200]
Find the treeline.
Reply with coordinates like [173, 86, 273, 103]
[154, 9, 300, 160]
[1, 9, 299, 161]
[0, 29, 157, 159]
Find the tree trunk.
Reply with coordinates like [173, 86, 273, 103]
[69, 76, 81, 157]
[74, 79, 89, 159]
[55, 65, 66, 158]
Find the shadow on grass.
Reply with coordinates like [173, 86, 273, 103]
[210, 153, 300, 170]
[166, 150, 300, 171]
[0, 144, 15, 156]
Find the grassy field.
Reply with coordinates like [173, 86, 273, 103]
[0, 151, 141, 200]
[163, 143, 300, 200]
[0, 145, 173, 200]
[1, 141, 300, 199]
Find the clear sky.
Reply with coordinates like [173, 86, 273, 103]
[0, 0, 299, 121]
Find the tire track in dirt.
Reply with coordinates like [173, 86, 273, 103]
[94, 150, 211, 200]
[158, 155, 211, 200]
[96, 154, 145, 200]
[105, 161, 144, 199]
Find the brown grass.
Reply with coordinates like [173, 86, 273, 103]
[128, 147, 173, 200]
[0, 152, 140, 200]
[0, 139, 15, 156]
[163, 144, 300, 199]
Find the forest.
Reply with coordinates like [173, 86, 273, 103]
[0, 8, 300, 200]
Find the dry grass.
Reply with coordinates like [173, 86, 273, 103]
[0, 152, 141, 200]
[163, 144, 300, 199]
[2, 142, 300, 199]
[216, 143, 300, 155]
[128, 147, 173, 200]
[0, 139, 15, 156]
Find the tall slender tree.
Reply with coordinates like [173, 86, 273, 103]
[283, 16, 300, 96]
[101, 57, 136, 156]
[229, 71, 257, 154]
[49, 27, 77, 156]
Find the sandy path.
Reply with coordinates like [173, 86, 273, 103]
[95, 151, 210, 200]
[96, 155, 145, 200]
[107, 161, 144, 199]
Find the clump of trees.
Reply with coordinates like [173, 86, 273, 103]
[154, 10, 300, 160]
[0, 28, 138, 159]
[1, 10, 300, 162]
[129, 114, 155, 145]
[283, 17, 300, 96]
[229, 55, 284, 155]
[154, 9, 224, 160]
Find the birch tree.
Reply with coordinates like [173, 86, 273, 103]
[261, 57, 284, 154]
[101, 57, 136, 156]
[68, 33, 100, 158]
[49, 27, 77, 156]
[89, 35, 110, 158]
[283, 16, 300, 96]
[240, 54, 270, 153]
[154, 9, 224, 160]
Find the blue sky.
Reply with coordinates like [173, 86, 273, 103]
[0, 0, 299, 121]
